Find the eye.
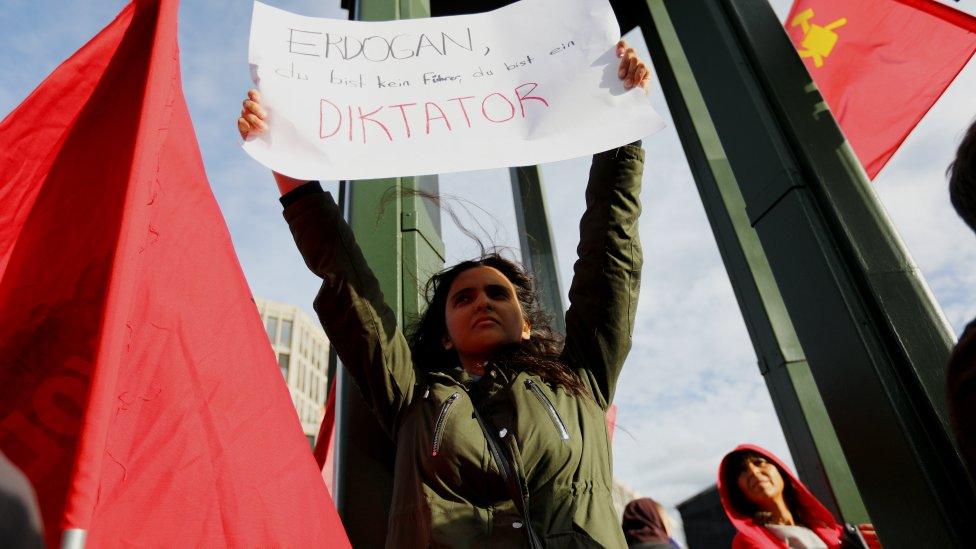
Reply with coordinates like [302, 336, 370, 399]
[488, 286, 512, 300]
[452, 293, 472, 306]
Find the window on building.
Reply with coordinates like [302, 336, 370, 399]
[265, 316, 279, 344]
[278, 353, 289, 380]
[280, 319, 293, 347]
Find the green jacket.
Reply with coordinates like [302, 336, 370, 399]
[283, 144, 644, 548]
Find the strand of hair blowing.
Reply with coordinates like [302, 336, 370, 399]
[407, 253, 590, 397]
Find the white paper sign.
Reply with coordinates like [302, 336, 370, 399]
[244, 0, 664, 180]
[932, 0, 976, 18]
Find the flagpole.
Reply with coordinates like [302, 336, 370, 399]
[60, 529, 86, 549]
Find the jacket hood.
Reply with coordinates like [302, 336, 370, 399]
[717, 444, 843, 548]
[621, 498, 669, 545]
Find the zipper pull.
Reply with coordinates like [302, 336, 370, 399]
[432, 392, 460, 457]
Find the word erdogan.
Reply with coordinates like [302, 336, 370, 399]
[319, 83, 549, 143]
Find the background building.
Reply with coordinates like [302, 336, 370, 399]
[256, 297, 331, 446]
[677, 485, 736, 549]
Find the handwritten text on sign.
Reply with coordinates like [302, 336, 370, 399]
[243, 0, 665, 180]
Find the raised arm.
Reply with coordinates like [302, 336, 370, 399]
[283, 186, 416, 436]
[558, 41, 649, 409]
[239, 90, 416, 437]
[560, 143, 644, 410]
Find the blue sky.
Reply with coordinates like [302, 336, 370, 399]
[2, 0, 975, 530]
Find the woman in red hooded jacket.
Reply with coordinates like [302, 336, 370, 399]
[717, 445, 880, 549]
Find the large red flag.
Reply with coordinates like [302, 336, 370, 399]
[785, 0, 976, 179]
[0, 0, 349, 546]
[313, 382, 337, 494]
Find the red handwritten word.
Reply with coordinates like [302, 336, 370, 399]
[319, 82, 550, 143]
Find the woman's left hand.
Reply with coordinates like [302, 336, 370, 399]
[616, 40, 650, 90]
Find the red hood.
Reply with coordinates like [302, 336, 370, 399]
[717, 444, 844, 549]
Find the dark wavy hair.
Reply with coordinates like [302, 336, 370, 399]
[950, 119, 976, 233]
[407, 252, 588, 396]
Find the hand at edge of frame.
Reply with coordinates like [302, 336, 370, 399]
[859, 524, 882, 549]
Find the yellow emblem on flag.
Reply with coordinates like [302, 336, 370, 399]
[791, 8, 847, 68]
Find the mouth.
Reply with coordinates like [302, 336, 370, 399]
[472, 317, 500, 328]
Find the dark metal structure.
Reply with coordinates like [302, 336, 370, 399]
[637, 0, 976, 545]
[677, 485, 737, 549]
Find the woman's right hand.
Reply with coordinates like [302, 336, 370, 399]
[237, 89, 309, 194]
[237, 89, 268, 140]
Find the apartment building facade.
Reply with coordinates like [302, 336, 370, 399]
[255, 297, 330, 445]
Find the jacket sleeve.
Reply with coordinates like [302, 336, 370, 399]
[560, 143, 644, 410]
[282, 186, 415, 437]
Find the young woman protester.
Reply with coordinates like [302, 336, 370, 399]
[239, 40, 649, 549]
[718, 445, 881, 549]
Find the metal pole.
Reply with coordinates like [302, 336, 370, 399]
[510, 166, 566, 334]
[332, 2, 442, 547]
[636, 0, 867, 523]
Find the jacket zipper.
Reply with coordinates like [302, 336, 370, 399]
[525, 380, 570, 441]
[432, 392, 460, 457]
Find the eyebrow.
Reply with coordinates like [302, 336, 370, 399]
[449, 283, 512, 301]
[735, 454, 765, 470]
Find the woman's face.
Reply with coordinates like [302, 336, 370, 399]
[443, 266, 531, 366]
[736, 454, 786, 506]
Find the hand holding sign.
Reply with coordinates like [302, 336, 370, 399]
[241, 0, 664, 180]
[238, 89, 267, 139]
[617, 42, 650, 91]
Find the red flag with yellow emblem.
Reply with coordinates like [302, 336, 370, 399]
[785, 0, 976, 179]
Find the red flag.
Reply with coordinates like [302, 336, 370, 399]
[605, 404, 618, 443]
[313, 382, 338, 493]
[0, 0, 349, 546]
[785, 0, 976, 179]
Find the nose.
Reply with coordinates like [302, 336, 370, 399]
[745, 463, 763, 478]
[473, 291, 491, 310]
